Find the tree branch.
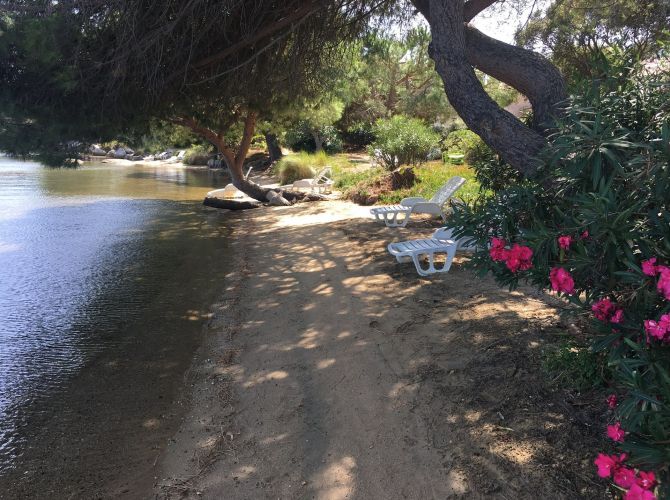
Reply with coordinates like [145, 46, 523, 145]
[464, 25, 566, 131]
[463, 0, 498, 22]
[422, 0, 547, 176]
[190, 1, 320, 71]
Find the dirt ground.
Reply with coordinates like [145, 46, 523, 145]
[154, 200, 607, 500]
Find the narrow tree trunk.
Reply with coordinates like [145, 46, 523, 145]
[412, 0, 567, 177]
[312, 131, 324, 153]
[265, 133, 283, 162]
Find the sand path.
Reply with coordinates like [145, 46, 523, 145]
[155, 201, 602, 499]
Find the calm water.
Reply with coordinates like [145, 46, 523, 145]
[0, 158, 229, 472]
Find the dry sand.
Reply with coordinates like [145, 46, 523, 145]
[153, 201, 605, 500]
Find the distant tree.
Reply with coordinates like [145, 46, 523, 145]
[294, 98, 344, 152]
[516, 0, 670, 81]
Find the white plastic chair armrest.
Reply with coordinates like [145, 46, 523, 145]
[432, 227, 455, 240]
[400, 196, 427, 208]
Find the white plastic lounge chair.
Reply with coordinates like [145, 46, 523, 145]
[370, 176, 466, 227]
[388, 227, 458, 276]
[292, 167, 334, 194]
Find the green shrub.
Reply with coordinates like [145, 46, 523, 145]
[275, 152, 322, 184]
[183, 145, 212, 166]
[443, 129, 480, 156]
[543, 342, 609, 391]
[466, 141, 523, 192]
[369, 115, 440, 170]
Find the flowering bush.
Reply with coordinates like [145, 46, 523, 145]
[448, 65, 670, 497]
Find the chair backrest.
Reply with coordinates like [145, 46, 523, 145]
[314, 167, 332, 184]
[429, 176, 466, 206]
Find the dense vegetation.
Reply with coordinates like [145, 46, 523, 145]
[448, 47, 670, 498]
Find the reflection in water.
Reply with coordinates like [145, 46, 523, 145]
[0, 158, 230, 472]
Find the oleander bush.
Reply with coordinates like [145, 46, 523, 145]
[368, 115, 440, 170]
[448, 61, 670, 499]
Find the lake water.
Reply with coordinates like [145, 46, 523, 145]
[0, 157, 231, 489]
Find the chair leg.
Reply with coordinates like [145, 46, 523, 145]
[384, 210, 410, 227]
[411, 246, 457, 276]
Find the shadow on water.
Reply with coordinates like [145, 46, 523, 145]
[0, 159, 235, 497]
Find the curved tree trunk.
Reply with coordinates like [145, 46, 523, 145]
[412, 0, 567, 177]
[265, 132, 283, 162]
[464, 26, 566, 131]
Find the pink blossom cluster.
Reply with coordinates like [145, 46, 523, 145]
[488, 238, 533, 273]
[558, 235, 573, 250]
[607, 394, 618, 409]
[641, 258, 670, 300]
[644, 314, 670, 343]
[607, 422, 626, 442]
[549, 267, 575, 295]
[592, 298, 624, 324]
[594, 453, 657, 499]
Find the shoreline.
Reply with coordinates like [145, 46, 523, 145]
[151, 200, 604, 499]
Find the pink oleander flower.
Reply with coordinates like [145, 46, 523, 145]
[558, 235, 573, 250]
[607, 394, 617, 409]
[614, 467, 637, 489]
[642, 258, 658, 277]
[550, 267, 575, 295]
[505, 244, 533, 273]
[644, 319, 668, 341]
[637, 471, 657, 490]
[594, 453, 627, 478]
[489, 237, 508, 262]
[607, 422, 626, 442]
[611, 309, 624, 324]
[625, 484, 657, 500]
[581, 230, 589, 239]
[657, 266, 670, 300]
[594, 453, 617, 478]
[592, 298, 615, 322]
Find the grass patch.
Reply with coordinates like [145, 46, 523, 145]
[543, 341, 610, 391]
[275, 151, 353, 184]
[334, 160, 481, 205]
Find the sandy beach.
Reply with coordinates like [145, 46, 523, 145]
[150, 200, 604, 499]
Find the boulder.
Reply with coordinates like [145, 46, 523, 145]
[113, 147, 127, 159]
[89, 145, 106, 156]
